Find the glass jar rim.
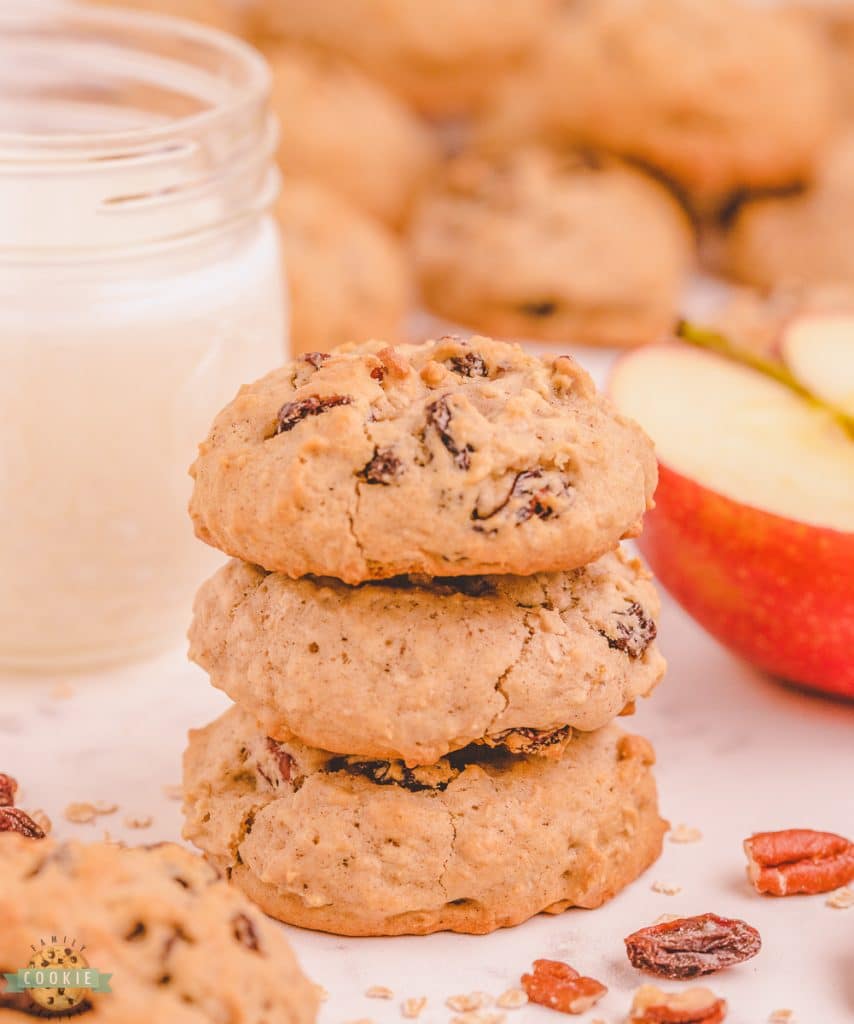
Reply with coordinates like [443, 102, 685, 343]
[0, 4, 277, 254]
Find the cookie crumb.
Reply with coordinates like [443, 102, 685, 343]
[768, 1012, 795, 1023]
[162, 784, 183, 801]
[64, 802, 98, 824]
[669, 824, 703, 844]
[447, 993, 492, 1012]
[124, 815, 153, 829]
[29, 809, 52, 835]
[400, 996, 427, 1018]
[826, 887, 854, 909]
[366, 986, 394, 1000]
[496, 988, 528, 1009]
[93, 801, 118, 815]
[651, 880, 682, 895]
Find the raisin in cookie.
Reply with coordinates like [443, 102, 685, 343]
[183, 705, 666, 936]
[277, 180, 409, 358]
[189, 548, 665, 765]
[189, 336, 657, 581]
[0, 835, 318, 1022]
[478, 0, 835, 210]
[411, 148, 693, 347]
[254, 0, 557, 117]
[723, 134, 854, 289]
[268, 46, 437, 228]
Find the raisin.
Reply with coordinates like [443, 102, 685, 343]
[599, 601, 657, 658]
[266, 738, 295, 784]
[0, 807, 46, 839]
[370, 366, 385, 381]
[473, 469, 564, 523]
[488, 725, 572, 755]
[426, 396, 473, 469]
[232, 912, 262, 953]
[520, 301, 558, 318]
[624, 914, 761, 979]
[447, 353, 488, 378]
[302, 352, 330, 370]
[0, 773, 17, 807]
[274, 394, 352, 434]
[328, 757, 452, 793]
[361, 447, 404, 485]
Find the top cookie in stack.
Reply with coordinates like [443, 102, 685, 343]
[183, 335, 666, 937]
[189, 335, 657, 582]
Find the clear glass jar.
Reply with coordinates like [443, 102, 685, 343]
[0, 6, 284, 670]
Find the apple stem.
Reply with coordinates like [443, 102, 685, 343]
[676, 320, 854, 439]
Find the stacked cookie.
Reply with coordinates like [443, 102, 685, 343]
[182, 335, 668, 936]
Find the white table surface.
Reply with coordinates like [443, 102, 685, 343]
[2, 342, 852, 1024]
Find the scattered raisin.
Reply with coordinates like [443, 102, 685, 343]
[302, 352, 330, 370]
[624, 914, 761, 979]
[232, 912, 262, 953]
[361, 447, 404, 485]
[0, 773, 17, 807]
[0, 807, 46, 839]
[274, 394, 352, 434]
[599, 601, 657, 658]
[447, 353, 488, 378]
[426, 395, 473, 469]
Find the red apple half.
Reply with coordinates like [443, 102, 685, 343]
[610, 343, 854, 699]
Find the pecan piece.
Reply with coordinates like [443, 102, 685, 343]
[274, 394, 352, 434]
[0, 773, 17, 807]
[426, 395, 473, 469]
[628, 983, 727, 1023]
[521, 959, 607, 1014]
[447, 352, 488, 378]
[743, 829, 854, 896]
[599, 601, 657, 658]
[302, 351, 330, 370]
[376, 346, 409, 380]
[361, 447, 404, 485]
[232, 912, 262, 953]
[0, 806, 46, 839]
[624, 914, 761, 978]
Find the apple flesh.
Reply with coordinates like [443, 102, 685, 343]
[782, 312, 854, 417]
[610, 344, 854, 698]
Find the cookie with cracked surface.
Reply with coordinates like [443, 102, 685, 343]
[188, 336, 657, 581]
[182, 705, 666, 936]
[723, 134, 854, 289]
[277, 180, 409, 358]
[189, 547, 665, 765]
[0, 835, 318, 1022]
[411, 148, 693, 347]
[268, 46, 437, 228]
[478, 0, 835, 210]
[254, 0, 558, 117]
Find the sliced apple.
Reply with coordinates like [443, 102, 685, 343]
[610, 344, 854, 698]
[782, 313, 854, 417]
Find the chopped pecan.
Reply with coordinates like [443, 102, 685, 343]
[624, 914, 760, 978]
[521, 959, 607, 1014]
[426, 395, 473, 469]
[628, 983, 727, 1023]
[598, 601, 657, 658]
[447, 352, 488, 378]
[376, 346, 409, 379]
[302, 352, 330, 370]
[265, 738, 295, 785]
[0, 773, 17, 807]
[0, 807, 46, 839]
[361, 447, 404, 485]
[743, 829, 854, 896]
[232, 912, 262, 953]
[274, 394, 352, 434]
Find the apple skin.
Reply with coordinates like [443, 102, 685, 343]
[638, 463, 854, 700]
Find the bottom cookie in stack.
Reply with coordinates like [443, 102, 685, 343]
[183, 705, 667, 936]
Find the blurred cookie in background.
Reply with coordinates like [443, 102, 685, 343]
[478, 0, 836, 213]
[723, 134, 854, 290]
[792, 1, 854, 120]
[87, 0, 249, 34]
[253, 0, 558, 118]
[267, 46, 438, 228]
[277, 179, 409, 357]
[410, 148, 693, 348]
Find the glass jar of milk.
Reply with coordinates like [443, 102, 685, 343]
[0, 7, 284, 670]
